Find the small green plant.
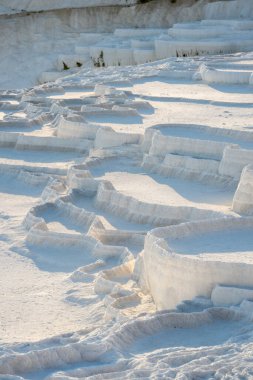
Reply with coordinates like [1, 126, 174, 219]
[63, 61, 70, 70]
[92, 50, 105, 68]
[92, 57, 100, 68]
[76, 61, 83, 67]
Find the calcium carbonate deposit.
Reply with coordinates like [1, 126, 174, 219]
[1, 0, 253, 378]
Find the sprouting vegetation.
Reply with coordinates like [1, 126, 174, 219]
[92, 51, 105, 68]
[62, 61, 70, 70]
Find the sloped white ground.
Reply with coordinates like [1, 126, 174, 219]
[0, 49, 253, 379]
[1, 0, 253, 374]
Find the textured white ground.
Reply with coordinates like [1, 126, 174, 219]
[0, 173, 104, 345]
[1, 1, 253, 378]
[0, 58, 251, 378]
[128, 79, 253, 132]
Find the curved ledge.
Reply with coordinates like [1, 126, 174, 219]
[143, 216, 253, 310]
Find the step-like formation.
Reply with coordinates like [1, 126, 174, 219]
[2, 71, 252, 318]
[156, 20, 253, 59]
[200, 56, 253, 84]
[1, 47, 253, 378]
[142, 124, 253, 184]
[39, 14, 253, 83]
[144, 217, 253, 310]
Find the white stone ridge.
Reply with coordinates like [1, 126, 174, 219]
[94, 127, 141, 149]
[163, 154, 219, 174]
[56, 115, 141, 150]
[63, 159, 232, 229]
[149, 132, 231, 160]
[211, 284, 253, 306]
[94, 84, 127, 98]
[143, 217, 253, 310]
[219, 146, 253, 180]
[16, 134, 92, 152]
[67, 165, 101, 196]
[24, 168, 144, 252]
[141, 154, 227, 185]
[200, 63, 253, 84]
[24, 195, 136, 263]
[0, 132, 20, 148]
[57, 114, 100, 139]
[94, 179, 225, 227]
[0, 306, 247, 376]
[81, 105, 139, 117]
[26, 223, 97, 248]
[233, 165, 253, 215]
[141, 124, 253, 185]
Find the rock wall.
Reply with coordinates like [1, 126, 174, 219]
[0, 0, 138, 14]
[1, 0, 253, 89]
[204, 0, 253, 19]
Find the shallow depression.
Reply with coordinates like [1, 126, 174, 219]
[127, 318, 247, 355]
[70, 191, 151, 232]
[153, 124, 253, 150]
[35, 203, 89, 234]
[89, 157, 234, 209]
[168, 228, 253, 256]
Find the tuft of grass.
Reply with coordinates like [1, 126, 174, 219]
[92, 50, 105, 68]
[76, 62, 83, 68]
[63, 61, 70, 70]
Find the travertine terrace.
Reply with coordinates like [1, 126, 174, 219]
[1, 0, 253, 378]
